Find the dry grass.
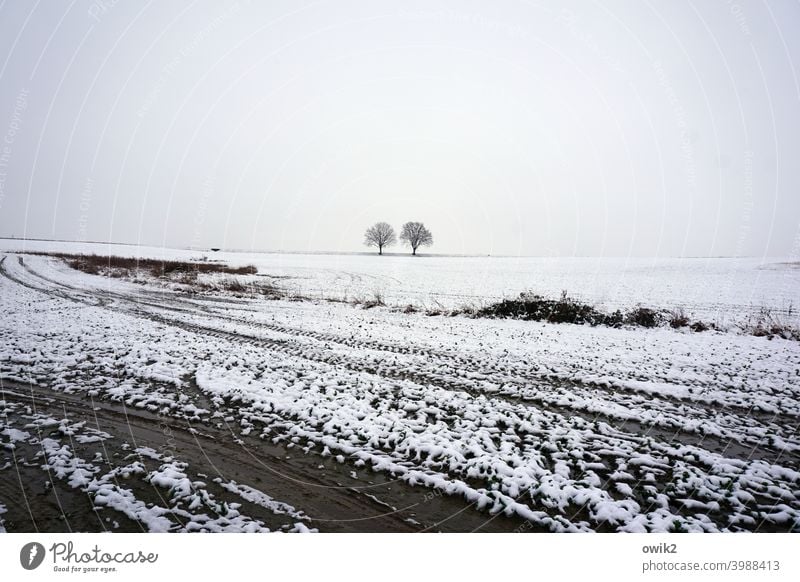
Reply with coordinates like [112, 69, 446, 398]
[41, 252, 257, 278]
[668, 308, 691, 328]
[747, 307, 800, 341]
[192, 277, 283, 298]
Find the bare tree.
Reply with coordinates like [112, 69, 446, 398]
[400, 221, 433, 255]
[363, 222, 397, 255]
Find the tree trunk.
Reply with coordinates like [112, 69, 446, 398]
[379, 245, 383, 255]
[412, 247, 416, 255]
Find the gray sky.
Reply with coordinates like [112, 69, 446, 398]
[0, 0, 799, 257]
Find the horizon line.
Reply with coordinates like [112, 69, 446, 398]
[0, 235, 786, 260]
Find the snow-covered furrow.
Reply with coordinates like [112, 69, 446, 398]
[2, 253, 799, 532]
[179, 303, 800, 420]
[228, 301, 800, 416]
[20, 414, 313, 532]
[6, 256, 800, 464]
[10, 255, 798, 456]
[88, 310, 800, 457]
[189, 341, 800, 532]
[25, 254, 800, 417]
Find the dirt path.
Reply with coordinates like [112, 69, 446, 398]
[0, 377, 537, 532]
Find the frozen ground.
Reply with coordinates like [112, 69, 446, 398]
[1, 238, 798, 327]
[0, 246, 799, 532]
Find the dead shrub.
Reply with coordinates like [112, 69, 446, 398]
[361, 291, 386, 309]
[669, 308, 690, 328]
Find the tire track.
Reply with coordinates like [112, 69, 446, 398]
[17, 253, 798, 422]
[5, 254, 796, 464]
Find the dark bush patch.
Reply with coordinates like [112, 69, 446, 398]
[477, 292, 710, 333]
[600, 310, 625, 328]
[625, 306, 662, 328]
[477, 291, 607, 325]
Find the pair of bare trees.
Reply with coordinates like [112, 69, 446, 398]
[364, 222, 433, 255]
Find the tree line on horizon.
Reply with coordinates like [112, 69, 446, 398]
[364, 221, 433, 255]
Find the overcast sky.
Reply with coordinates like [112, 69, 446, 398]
[0, 0, 798, 257]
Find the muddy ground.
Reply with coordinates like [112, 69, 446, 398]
[1, 378, 537, 532]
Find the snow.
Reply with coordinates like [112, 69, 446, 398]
[1, 246, 799, 532]
[214, 479, 314, 524]
[1, 427, 30, 448]
[3, 405, 317, 532]
[1, 238, 797, 326]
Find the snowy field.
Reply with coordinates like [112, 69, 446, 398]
[1, 243, 799, 532]
[1, 238, 798, 327]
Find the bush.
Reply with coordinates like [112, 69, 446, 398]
[690, 321, 709, 332]
[478, 293, 674, 331]
[625, 306, 661, 328]
[669, 308, 690, 328]
[477, 291, 606, 325]
[476, 291, 798, 340]
[599, 310, 625, 327]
